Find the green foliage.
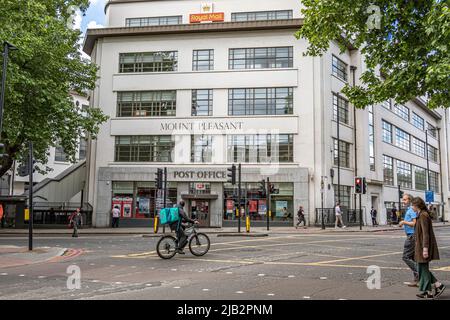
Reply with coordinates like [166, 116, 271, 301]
[295, 0, 450, 109]
[0, 0, 108, 177]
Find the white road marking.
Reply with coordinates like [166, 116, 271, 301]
[146, 284, 152, 287]
[303, 296, 311, 299]
[91, 280, 99, 283]
[267, 293, 275, 296]
[115, 282, 123, 285]
[202, 289, 210, 291]
[226, 272, 233, 274]
[173, 286, 181, 289]
[1, 273, 8, 276]
[18, 274, 25, 277]
[171, 269, 177, 271]
[288, 275, 295, 278]
[38, 276, 46, 279]
[258, 274, 265, 277]
[320, 277, 328, 280]
[235, 291, 244, 294]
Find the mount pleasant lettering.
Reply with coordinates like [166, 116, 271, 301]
[161, 121, 244, 132]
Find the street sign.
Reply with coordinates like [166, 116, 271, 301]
[425, 190, 434, 203]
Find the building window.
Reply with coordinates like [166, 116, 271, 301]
[191, 135, 213, 163]
[79, 138, 87, 160]
[381, 100, 391, 110]
[412, 137, 426, 158]
[429, 171, 439, 193]
[193, 49, 214, 71]
[119, 51, 178, 73]
[125, 16, 182, 27]
[231, 10, 293, 22]
[368, 105, 375, 171]
[332, 93, 349, 125]
[192, 90, 212, 116]
[229, 47, 293, 70]
[55, 145, 67, 162]
[428, 145, 438, 163]
[382, 120, 393, 144]
[228, 87, 293, 115]
[333, 139, 350, 168]
[117, 91, 176, 117]
[427, 123, 437, 138]
[412, 112, 425, 131]
[415, 166, 427, 191]
[396, 160, 412, 189]
[395, 128, 410, 151]
[334, 185, 352, 209]
[383, 155, 394, 186]
[332, 55, 348, 81]
[115, 136, 174, 162]
[393, 103, 410, 121]
[227, 134, 293, 163]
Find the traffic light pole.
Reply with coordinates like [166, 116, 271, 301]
[398, 184, 401, 219]
[359, 194, 362, 230]
[28, 141, 33, 251]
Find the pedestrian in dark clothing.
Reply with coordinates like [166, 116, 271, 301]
[411, 197, 446, 299]
[169, 200, 198, 254]
[370, 207, 378, 226]
[296, 206, 306, 229]
[391, 206, 398, 224]
[69, 208, 81, 238]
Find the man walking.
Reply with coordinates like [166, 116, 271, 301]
[335, 201, 346, 229]
[398, 193, 419, 287]
[111, 205, 120, 228]
[296, 205, 307, 229]
[370, 207, 378, 226]
[69, 208, 81, 238]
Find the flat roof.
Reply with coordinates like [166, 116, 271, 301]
[83, 19, 304, 55]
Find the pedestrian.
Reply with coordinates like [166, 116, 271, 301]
[391, 205, 398, 224]
[111, 205, 121, 228]
[69, 208, 81, 238]
[296, 205, 307, 229]
[334, 202, 346, 229]
[370, 207, 378, 226]
[410, 197, 446, 299]
[398, 193, 419, 287]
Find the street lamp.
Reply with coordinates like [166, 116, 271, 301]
[0, 41, 18, 138]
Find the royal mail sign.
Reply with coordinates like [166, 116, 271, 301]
[190, 12, 225, 23]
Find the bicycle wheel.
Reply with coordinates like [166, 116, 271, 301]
[189, 233, 210, 257]
[156, 235, 177, 259]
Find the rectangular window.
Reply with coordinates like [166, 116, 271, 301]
[333, 185, 352, 209]
[79, 138, 87, 160]
[125, 16, 182, 27]
[428, 145, 438, 163]
[383, 155, 394, 185]
[119, 51, 178, 73]
[395, 128, 410, 151]
[381, 100, 391, 110]
[332, 55, 348, 81]
[231, 10, 293, 22]
[115, 136, 174, 162]
[333, 139, 351, 168]
[117, 91, 176, 117]
[427, 123, 437, 138]
[415, 166, 427, 191]
[368, 105, 375, 171]
[227, 134, 293, 163]
[229, 47, 293, 70]
[382, 120, 393, 144]
[332, 93, 349, 125]
[192, 89, 213, 116]
[55, 145, 67, 162]
[412, 137, 426, 158]
[429, 171, 439, 193]
[228, 87, 293, 115]
[396, 160, 412, 189]
[412, 112, 425, 131]
[193, 49, 214, 71]
[393, 103, 409, 121]
[191, 135, 213, 163]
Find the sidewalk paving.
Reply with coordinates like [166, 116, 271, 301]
[1, 222, 448, 237]
[0, 246, 67, 269]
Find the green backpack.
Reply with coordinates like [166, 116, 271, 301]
[159, 207, 180, 225]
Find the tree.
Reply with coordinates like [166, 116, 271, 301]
[295, 0, 449, 109]
[0, 0, 108, 178]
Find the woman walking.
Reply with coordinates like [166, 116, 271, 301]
[411, 197, 446, 299]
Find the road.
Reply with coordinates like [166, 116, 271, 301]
[0, 228, 449, 300]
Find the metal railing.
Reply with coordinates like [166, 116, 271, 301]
[315, 208, 366, 227]
[32, 203, 93, 227]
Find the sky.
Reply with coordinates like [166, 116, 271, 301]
[77, 0, 107, 33]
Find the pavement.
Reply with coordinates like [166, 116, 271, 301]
[0, 245, 68, 269]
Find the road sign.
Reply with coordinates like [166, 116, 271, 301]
[425, 190, 434, 203]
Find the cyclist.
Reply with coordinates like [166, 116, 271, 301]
[170, 200, 199, 254]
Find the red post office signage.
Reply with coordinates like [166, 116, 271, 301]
[190, 12, 225, 23]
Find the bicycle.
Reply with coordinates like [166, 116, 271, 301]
[156, 222, 210, 259]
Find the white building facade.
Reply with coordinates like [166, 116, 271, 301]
[83, 0, 450, 228]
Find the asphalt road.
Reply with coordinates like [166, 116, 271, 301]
[1, 228, 449, 300]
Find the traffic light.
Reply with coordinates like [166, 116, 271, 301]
[155, 168, 163, 189]
[399, 190, 404, 199]
[269, 183, 275, 194]
[259, 179, 266, 197]
[227, 164, 236, 185]
[362, 177, 367, 194]
[17, 158, 36, 177]
[355, 177, 363, 194]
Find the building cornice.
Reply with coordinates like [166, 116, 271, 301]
[83, 19, 304, 55]
[413, 97, 442, 120]
[105, 0, 171, 14]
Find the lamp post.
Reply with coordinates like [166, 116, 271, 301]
[0, 41, 18, 137]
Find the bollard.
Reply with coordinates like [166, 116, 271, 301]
[153, 216, 159, 234]
[246, 215, 250, 233]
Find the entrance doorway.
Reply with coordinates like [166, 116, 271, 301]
[189, 200, 210, 227]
